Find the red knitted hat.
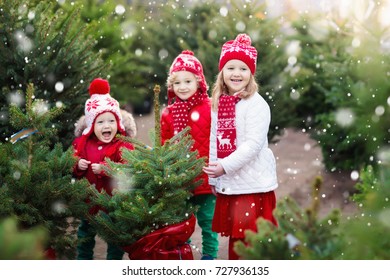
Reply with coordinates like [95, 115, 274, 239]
[167, 50, 208, 103]
[82, 78, 125, 136]
[218, 33, 257, 74]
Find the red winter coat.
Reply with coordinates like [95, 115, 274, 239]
[72, 135, 134, 213]
[160, 97, 212, 196]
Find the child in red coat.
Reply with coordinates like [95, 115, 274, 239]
[160, 51, 219, 260]
[72, 78, 135, 260]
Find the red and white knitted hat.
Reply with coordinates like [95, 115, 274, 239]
[82, 78, 125, 136]
[167, 50, 208, 103]
[218, 33, 257, 74]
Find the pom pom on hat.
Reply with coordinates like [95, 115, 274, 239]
[218, 33, 257, 74]
[89, 78, 110, 95]
[167, 50, 208, 104]
[82, 78, 125, 136]
[235, 33, 252, 45]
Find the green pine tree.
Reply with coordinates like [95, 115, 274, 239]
[87, 85, 204, 247]
[0, 0, 109, 148]
[236, 166, 390, 259]
[62, 0, 150, 113]
[280, 1, 390, 171]
[235, 176, 342, 260]
[0, 84, 90, 259]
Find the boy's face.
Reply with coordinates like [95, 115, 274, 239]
[172, 71, 198, 101]
[93, 111, 118, 143]
[222, 59, 251, 95]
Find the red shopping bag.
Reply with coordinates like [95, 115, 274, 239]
[122, 214, 196, 260]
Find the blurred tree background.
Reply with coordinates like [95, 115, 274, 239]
[1, 0, 390, 259]
[2, 0, 389, 171]
[0, 0, 109, 148]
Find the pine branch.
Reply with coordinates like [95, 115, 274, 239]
[1, 83, 90, 258]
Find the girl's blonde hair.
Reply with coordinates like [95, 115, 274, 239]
[211, 71, 258, 111]
[166, 72, 202, 92]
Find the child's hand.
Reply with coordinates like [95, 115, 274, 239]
[91, 163, 102, 174]
[203, 162, 225, 178]
[78, 159, 91, 170]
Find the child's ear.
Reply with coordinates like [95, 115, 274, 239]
[74, 115, 86, 137]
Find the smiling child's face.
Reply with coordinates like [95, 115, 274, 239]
[93, 111, 118, 143]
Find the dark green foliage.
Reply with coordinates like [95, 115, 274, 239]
[282, 18, 354, 128]
[64, 0, 149, 113]
[281, 17, 362, 169]
[0, 0, 108, 148]
[0, 84, 90, 259]
[313, 113, 369, 171]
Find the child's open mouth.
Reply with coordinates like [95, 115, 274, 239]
[102, 131, 112, 139]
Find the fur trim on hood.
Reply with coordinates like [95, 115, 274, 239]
[74, 109, 137, 138]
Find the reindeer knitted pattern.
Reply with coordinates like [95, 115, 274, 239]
[216, 95, 241, 158]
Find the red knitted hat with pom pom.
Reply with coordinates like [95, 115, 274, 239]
[218, 33, 257, 74]
[167, 50, 208, 104]
[82, 78, 125, 136]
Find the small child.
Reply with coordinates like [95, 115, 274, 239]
[203, 34, 278, 260]
[72, 78, 135, 260]
[160, 50, 219, 260]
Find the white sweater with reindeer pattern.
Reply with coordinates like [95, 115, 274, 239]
[209, 92, 278, 195]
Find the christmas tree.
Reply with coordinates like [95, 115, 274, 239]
[235, 167, 390, 259]
[235, 176, 342, 260]
[279, 1, 390, 171]
[0, 0, 108, 148]
[87, 85, 205, 259]
[0, 84, 90, 259]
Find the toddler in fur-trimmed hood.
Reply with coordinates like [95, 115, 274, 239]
[72, 78, 135, 260]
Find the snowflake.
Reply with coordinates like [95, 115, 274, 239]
[86, 99, 99, 112]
